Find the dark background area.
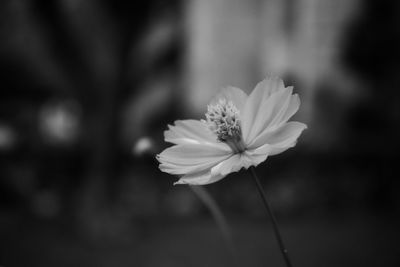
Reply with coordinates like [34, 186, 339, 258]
[0, 0, 400, 266]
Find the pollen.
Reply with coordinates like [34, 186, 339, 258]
[205, 99, 245, 153]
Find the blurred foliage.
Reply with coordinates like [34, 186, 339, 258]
[0, 1, 400, 266]
[0, 0, 399, 247]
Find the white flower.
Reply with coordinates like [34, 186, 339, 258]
[157, 77, 307, 185]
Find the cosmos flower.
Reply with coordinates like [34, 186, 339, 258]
[157, 77, 307, 185]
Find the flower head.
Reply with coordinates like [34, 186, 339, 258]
[157, 77, 307, 185]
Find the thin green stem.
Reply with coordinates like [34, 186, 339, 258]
[189, 185, 239, 267]
[249, 166, 293, 267]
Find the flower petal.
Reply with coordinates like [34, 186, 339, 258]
[244, 144, 271, 166]
[278, 94, 300, 125]
[174, 169, 225, 185]
[245, 86, 293, 144]
[209, 86, 248, 111]
[164, 119, 216, 145]
[210, 147, 271, 176]
[211, 154, 242, 176]
[241, 77, 285, 143]
[157, 143, 232, 175]
[249, 121, 307, 155]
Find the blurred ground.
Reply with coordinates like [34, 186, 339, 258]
[1, 212, 399, 267]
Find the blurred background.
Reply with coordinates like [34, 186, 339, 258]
[1, 0, 400, 266]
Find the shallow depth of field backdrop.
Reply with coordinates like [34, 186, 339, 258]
[1, 1, 400, 267]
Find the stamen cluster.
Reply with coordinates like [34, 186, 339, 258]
[205, 99, 242, 141]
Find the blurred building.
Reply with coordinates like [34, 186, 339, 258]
[185, 0, 359, 121]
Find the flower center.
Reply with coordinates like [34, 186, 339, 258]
[205, 99, 246, 153]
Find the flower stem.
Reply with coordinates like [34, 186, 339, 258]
[249, 166, 293, 267]
[189, 185, 237, 262]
